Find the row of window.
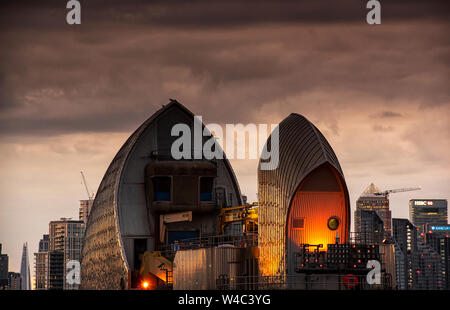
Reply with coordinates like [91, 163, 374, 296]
[152, 176, 214, 202]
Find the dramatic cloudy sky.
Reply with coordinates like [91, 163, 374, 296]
[0, 1, 449, 276]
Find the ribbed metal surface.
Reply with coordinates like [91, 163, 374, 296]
[80, 101, 242, 289]
[257, 113, 350, 277]
[173, 246, 245, 290]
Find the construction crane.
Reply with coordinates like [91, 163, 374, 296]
[80, 171, 95, 200]
[374, 186, 421, 198]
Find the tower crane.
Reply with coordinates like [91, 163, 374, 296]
[374, 186, 421, 198]
[80, 171, 95, 200]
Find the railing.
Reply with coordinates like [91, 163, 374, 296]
[159, 233, 258, 258]
[215, 274, 391, 290]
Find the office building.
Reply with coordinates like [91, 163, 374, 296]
[34, 234, 50, 290]
[49, 218, 85, 289]
[392, 219, 417, 290]
[393, 218, 445, 290]
[20, 243, 31, 290]
[38, 234, 49, 252]
[424, 224, 450, 290]
[355, 183, 391, 240]
[354, 209, 386, 244]
[410, 199, 448, 228]
[48, 251, 64, 290]
[8, 272, 21, 290]
[79, 199, 93, 224]
[0, 244, 8, 289]
[414, 239, 443, 290]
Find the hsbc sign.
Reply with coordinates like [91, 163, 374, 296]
[414, 201, 434, 206]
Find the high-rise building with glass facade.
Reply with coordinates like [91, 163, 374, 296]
[355, 183, 391, 240]
[354, 209, 385, 244]
[79, 199, 93, 225]
[410, 199, 448, 228]
[392, 218, 444, 290]
[34, 234, 50, 290]
[49, 218, 85, 290]
[8, 272, 21, 290]
[20, 243, 31, 290]
[423, 224, 450, 289]
[0, 244, 8, 290]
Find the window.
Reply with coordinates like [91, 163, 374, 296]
[200, 177, 214, 201]
[153, 176, 171, 201]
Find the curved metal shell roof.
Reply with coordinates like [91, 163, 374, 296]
[257, 113, 350, 276]
[81, 100, 242, 289]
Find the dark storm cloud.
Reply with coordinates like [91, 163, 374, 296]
[0, 1, 448, 136]
[1, 0, 449, 30]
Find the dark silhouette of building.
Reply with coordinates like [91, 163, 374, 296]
[355, 183, 391, 240]
[257, 113, 350, 281]
[392, 219, 443, 290]
[0, 244, 8, 290]
[8, 272, 21, 290]
[20, 243, 31, 290]
[34, 234, 50, 290]
[410, 199, 448, 228]
[423, 224, 450, 290]
[48, 251, 64, 290]
[354, 210, 385, 244]
[80, 100, 243, 289]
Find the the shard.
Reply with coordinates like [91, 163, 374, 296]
[20, 242, 31, 290]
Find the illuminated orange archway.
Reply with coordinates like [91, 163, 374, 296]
[287, 164, 349, 254]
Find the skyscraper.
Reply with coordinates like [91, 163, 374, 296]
[0, 244, 9, 290]
[79, 199, 93, 224]
[355, 183, 391, 240]
[409, 199, 448, 228]
[354, 209, 386, 244]
[38, 234, 49, 252]
[423, 224, 450, 289]
[49, 218, 85, 289]
[8, 272, 21, 290]
[34, 234, 50, 290]
[392, 218, 444, 290]
[392, 218, 417, 290]
[20, 242, 31, 290]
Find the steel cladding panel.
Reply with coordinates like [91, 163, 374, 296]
[173, 247, 244, 290]
[258, 113, 350, 277]
[81, 101, 243, 289]
[287, 191, 346, 274]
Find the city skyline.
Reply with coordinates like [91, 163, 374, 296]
[0, 1, 449, 277]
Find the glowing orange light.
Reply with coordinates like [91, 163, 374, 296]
[142, 281, 149, 289]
